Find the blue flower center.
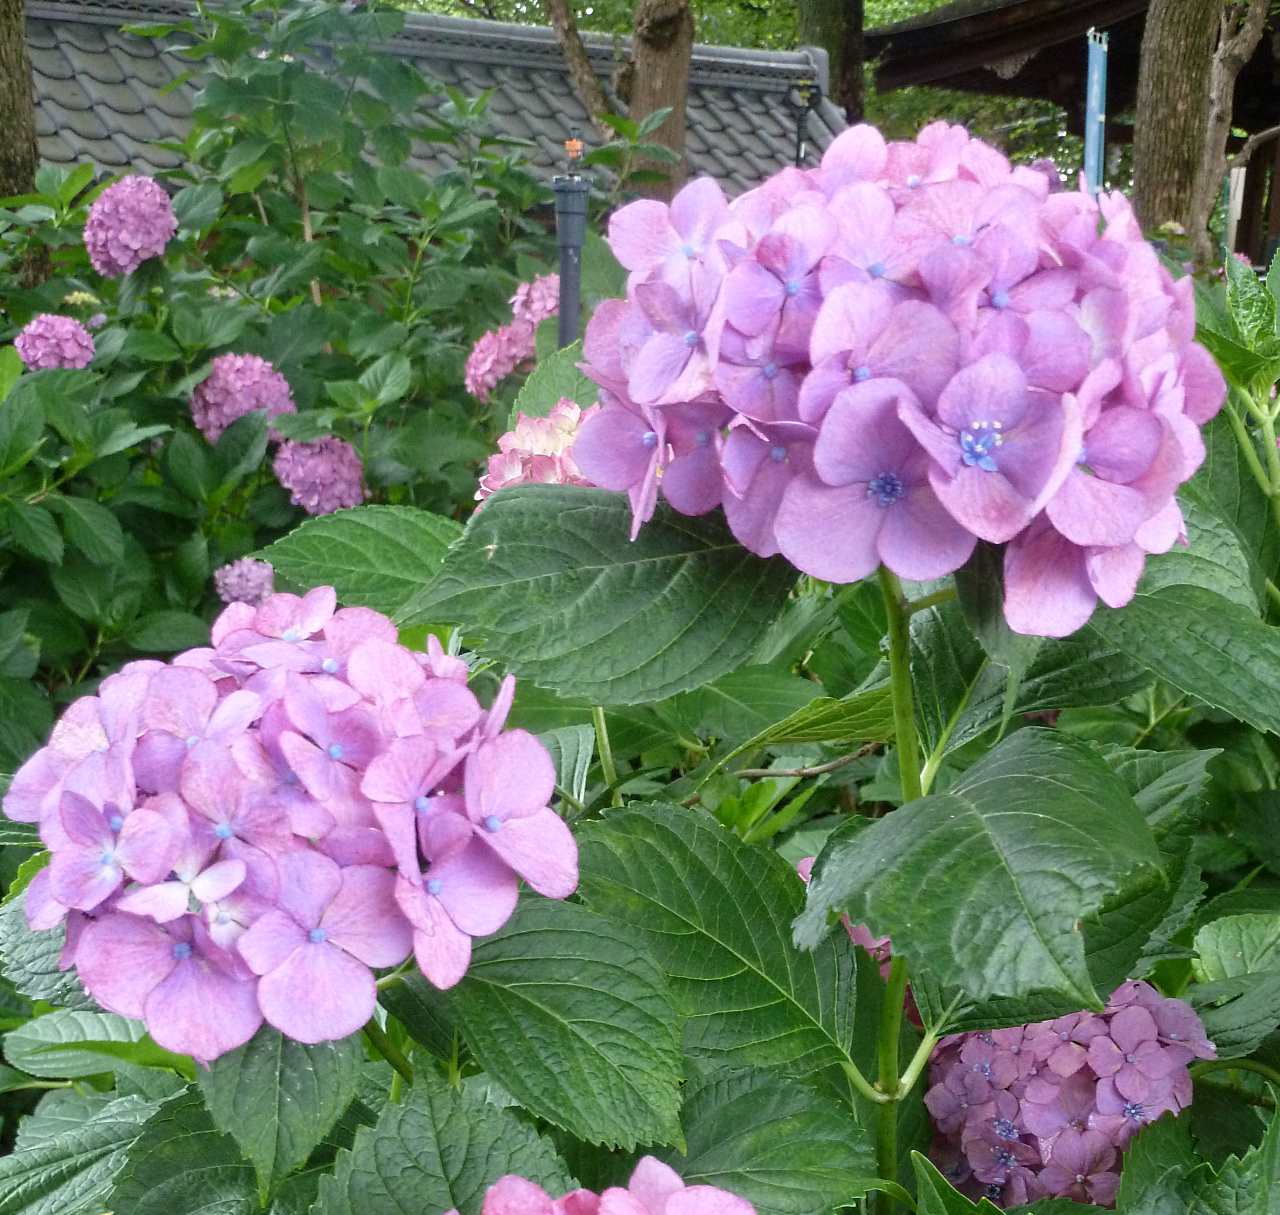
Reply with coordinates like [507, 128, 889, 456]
[983, 1185, 1003, 1200]
[769, 445, 787, 463]
[172, 942, 192, 960]
[309, 927, 327, 943]
[960, 422, 1003, 471]
[483, 814, 503, 833]
[991, 289, 1011, 309]
[185, 734, 200, 749]
[1122, 1101, 1146, 1122]
[853, 365, 872, 382]
[284, 771, 299, 785]
[972, 1060, 993, 1079]
[681, 242, 696, 258]
[762, 362, 779, 381]
[1125, 1052, 1138, 1064]
[951, 234, 971, 247]
[108, 813, 124, 832]
[282, 628, 302, 642]
[694, 430, 711, 447]
[994, 1149, 1016, 1167]
[99, 849, 115, 867]
[906, 174, 922, 188]
[427, 878, 443, 895]
[993, 1118, 1018, 1141]
[867, 261, 886, 278]
[414, 795, 431, 813]
[867, 472, 905, 507]
[322, 657, 339, 674]
[215, 823, 234, 840]
[682, 330, 698, 348]
[327, 743, 344, 760]
[641, 430, 659, 449]
[784, 279, 800, 297]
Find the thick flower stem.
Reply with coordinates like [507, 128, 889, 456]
[1191, 1057, 1280, 1086]
[874, 956, 909, 1208]
[364, 1018, 414, 1089]
[877, 568, 923, 804]
[592, 705, 622, 807]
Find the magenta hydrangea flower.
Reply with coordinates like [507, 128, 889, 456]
[191, 353, 297, 444]
[214, 558, 275, 606]
[511, 273, 560, 328]
[576, 123, 1226, 638]
[477, 399, 601, 501]
[83, 175, 177, 277]
[14, 314, 95, 370]
[272, 437, 366, 516]
[466, 321, 536, 402]
[1, 587, 578, 1061]
[923, 979, 1213, 1207]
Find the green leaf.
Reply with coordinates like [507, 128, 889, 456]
[1191, 972, 1280, 1061]
[126, 610, 209, 653]
[955, 541, 1043, 709]
[213, 411, 268, 494]
[0, 1093, 156, 1215]
[538, 725, 594, 805]
[795, 729, 1164, 1012]
[163, 432, 218, 501]
[0, 609, 38, 679]
[0, 857, 93, 1009]
[121, 329, 181, 363]
[359, 352, 412, 405]
[7, 502, 63, 564]
[577, 803, 864, 1080]
[378, 972, 458, 1060]
[0, 388, 45, 476]
[1090, 585, 1280, 736]
[666, 1069, 876, 1215]
[912, 1152, 1002, 1213]
[197, 1027, 362, 1203]
[92, 422, 171, 460]
[108, 1087, 258, 1215]
[49, 496, 124, 565]
[3, 1009, 168, 1079]
[313, 1070, 573, 1215]
[1140, 498, 1260, 612]
[1186, 1099, 1280, 1215]
[675, 665, 823, 743]
[0, 346, 21, 402]
[258, 505, 461, 616]
[171, 182, 223, 232]
[510, 341, 597, 426]
[1195, 914, 1280, 980]
[1227, 254, 1276, 348]
[50, 557, 114, 624]
[1115, 1113, 1198, 1211]
[450, 898, 683, 1150]
[402, 487, 798, 706]
[376, 165, 431, 210]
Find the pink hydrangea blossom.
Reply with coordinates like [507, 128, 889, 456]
[477, 399, 601, 501]
[83, 175, 177, 277]
[575, 122, 1226, 638]
[273, 437, 366, 516]
[191, 353, 297, 443]
[924, 979, 1213, 1207]
[14, 314, 95, 370]
[465, 321, 536, 402]
[214, 558, 275, 606]
[2, 587, 578, 1061]
[511, 273, 560, 328]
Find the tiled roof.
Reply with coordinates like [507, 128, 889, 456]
[25, 0, 847, 193]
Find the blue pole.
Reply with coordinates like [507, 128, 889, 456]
[1084, 28, 1108, 195]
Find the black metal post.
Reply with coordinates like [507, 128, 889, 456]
[553, 173, 590, 349]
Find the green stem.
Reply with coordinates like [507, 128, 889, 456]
[592, 706, 622, 807]
[1191, 1057, 1280, 1086]
[841, 1059, 892, 1106]
[878, 568, 923, 804]
[895, 1027, 941, 1101]
[875, 956, 909, 1206]
[1267, 579, 1280, 614]
[1223, 400, 1273, 495]
[905, 586, 957, 615]
[363, 1019, 414, 1088]
[1195, 1075, 1277, 1109]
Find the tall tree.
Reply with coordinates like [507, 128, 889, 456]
[798, 0, 864, 121]
[627, 0, 694, 200]
[0, 0, 39, 200]
[542, 0, 611, 136]
[1133, 0, 1270, 264]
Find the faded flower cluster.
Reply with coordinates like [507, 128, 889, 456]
[465, 274, 560, 402]
[926, 979, 1214, 1206]
[2, 587, 578, 1062]
[574, 123, 1226, 636]
[14, 314, 95, 371]
[214, 558, 275, 606]
[273, 436, 366, 516]
[476, 399, 601, 501]
[190, 353, 298, 443]
[83, 175, 178, 278]
[463, 1155, 754, 1215]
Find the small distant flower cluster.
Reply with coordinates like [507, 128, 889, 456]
[3, 587, 578, 1062]
[214, 558, 275, 606]
[14, 314, 95, 371]
[462, 1155, 754, 1215]
[476, 399, 601, 501]
[83, 175, 177, 278]
[191, 353, 298, 444]
[926, 980, 1214, 1207]
[573, 123, 1226, 636]
[465, 274, 560, 403]
[61, 291, 106, 331]
[273, 436, 366, 516]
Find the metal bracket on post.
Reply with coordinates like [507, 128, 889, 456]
[553, 133, 590, 350]
[789, 78, 822, 168]
[1084, 28, 1109, 195]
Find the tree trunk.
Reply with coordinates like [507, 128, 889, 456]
[541, 0, 611, 137]
[0, 0, 38, 200]
[629, 0, 694, 201]
[797, 0, 864, 122]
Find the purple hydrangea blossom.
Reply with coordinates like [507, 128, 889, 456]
[924, 979, 1213, 1206]
[83, 175, 177, 277]
[214, 558, 275, 606]
[2, 589, 578, 1061]
[510, 273, 560, 328]
[576, 123, 1226, 638]
[272, 437, 366, 516]
[14, 314, 95, 370]
[465, 320, 537, 402]
[190, 354, 298, 444]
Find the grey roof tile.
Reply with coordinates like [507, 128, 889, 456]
[26, 0, 844, 185]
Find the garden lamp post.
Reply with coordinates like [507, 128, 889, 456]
[553, 133, 590, 349]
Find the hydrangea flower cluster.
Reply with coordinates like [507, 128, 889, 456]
[925, 980, 1214, 1207]
[2, 587, 578, 1062]
[463, 1155, 754, 1215]
[190, 353, 298, 443]
[14, 314, 95, 370]
[83, 175, 177, 278]
[214, 558, 275, 606]
[465, 274, 560, 402]
[273, 437, 366, 516]
[573, 123, 1227, 636]
[477, 399, 601, 501]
